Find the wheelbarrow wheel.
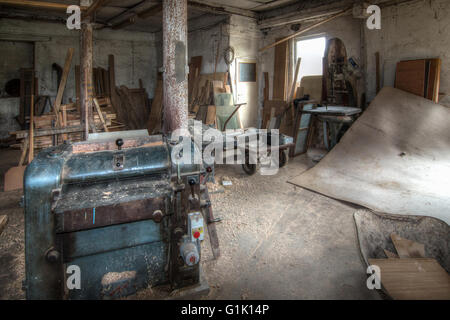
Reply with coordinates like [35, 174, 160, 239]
[242, 163, 257, 176]
[242, 152, 257, 176]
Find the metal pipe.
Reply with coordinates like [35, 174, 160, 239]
[162, 0, 188, 134]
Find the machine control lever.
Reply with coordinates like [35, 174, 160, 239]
[116, 138, 124, 150]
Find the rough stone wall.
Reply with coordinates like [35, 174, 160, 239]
[364, 0, 450, 103]
[0, 18, 158, 138]
[188, 15, 230, 75]
[0, 41, 34, 97]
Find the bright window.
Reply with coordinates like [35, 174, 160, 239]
[295, 37, 326, 81]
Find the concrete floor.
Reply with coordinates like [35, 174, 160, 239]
[0, 148, 379, 300]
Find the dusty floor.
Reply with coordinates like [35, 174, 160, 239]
[0, 148, 379, 300]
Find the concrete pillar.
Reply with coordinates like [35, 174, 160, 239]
[162, 0, 188, 134]
[80, 0, 94, 140]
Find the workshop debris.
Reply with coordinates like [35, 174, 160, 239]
[369, 258, 450, 300]
[354, 210, 450, 300]
[369, 234, 448, 300]
[222, 180, 233, 187]
[290, 88, 450, 224]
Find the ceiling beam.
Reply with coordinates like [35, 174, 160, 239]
[83, 0, 109, 18]
[111, 3, 162, 30]
[188, 0, 257, 19]
[0, 0, 87, 11]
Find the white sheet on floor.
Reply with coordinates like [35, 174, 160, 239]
[289, 87, 450, 225]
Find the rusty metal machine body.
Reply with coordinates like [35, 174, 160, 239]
[24, 131, 211, 299]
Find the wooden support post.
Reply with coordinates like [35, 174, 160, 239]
[28, 94, 34, 163]
[80, 3, 94, 140]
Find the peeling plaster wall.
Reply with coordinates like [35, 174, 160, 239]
[188, 15, 230, 75]
[365, 0, 450, 103]
[187, 14, 261, 128]
[0, 18, 158, 109]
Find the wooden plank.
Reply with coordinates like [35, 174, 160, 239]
[259, 9, 351, 52]
[369, 258, 450, 300]
[391, 234, 426, 258]
[427, 58, 441, 103]
[273, 39, 288, 100]
[263, 72, 269, 101]
[289, 58, 302, 103]
[83, 0, 108, 18]
[4, 166, 26, 192]
[93, 98, 109, 132]
[28, 94, 34, 163]
[75, 65, 81, 112]
[395, 60, 426, 97]
[54, 48, 74, 132]
[18, 137, 28, 166]
[0, 215, 7, 236]
[205, 105, 216, 126]
[0, 0, 87, 11]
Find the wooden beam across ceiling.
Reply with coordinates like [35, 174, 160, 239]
[83, 0, 109, 18]
[112, 3, 162, 30]
[0, 0, 87, 11]
[188, 0, 257, 19]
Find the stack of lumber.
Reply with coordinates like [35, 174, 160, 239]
[262, 58, 304, 136]
[10, 104, 118, 152]
[189, 71, 230, 128]
[369, 234, 450, 300]
[81, 55, 150, 131]
[116, 85, 150, 130]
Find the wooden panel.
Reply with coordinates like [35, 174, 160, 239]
[262, 100, 286, 129]
[4, 166, 26, 192]
[395, 60, 426, 97]
[426, 58, 441, 103]
[273, 39, 288, 100]
[369, 258, 450, 300]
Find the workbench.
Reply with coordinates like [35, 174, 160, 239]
[293, 100, 362, 153]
